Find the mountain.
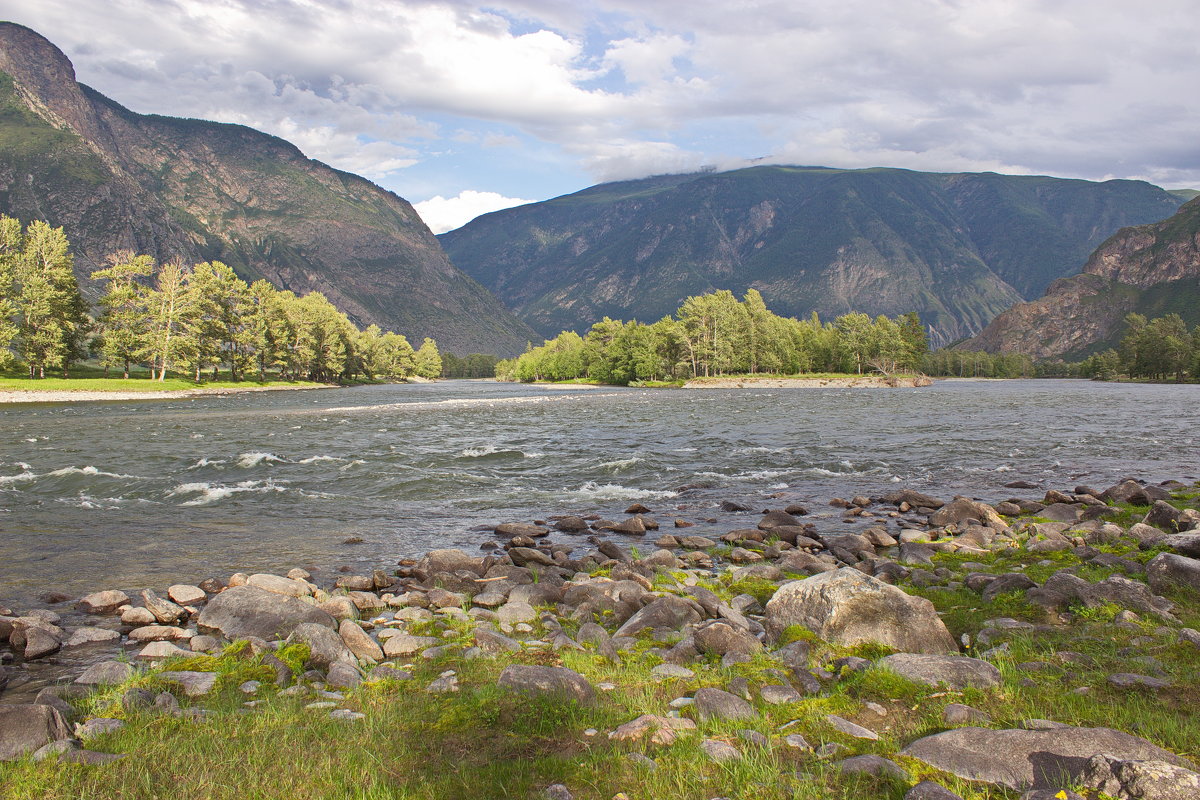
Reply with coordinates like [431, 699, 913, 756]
[440, 166, 1184, 346]
[970, 196, 1200, 359]
[0, 23, 536, 356]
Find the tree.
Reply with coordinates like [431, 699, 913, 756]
[413, 337, 442, 379]
[0, 216, 22, 370]
[143, 259, 197, 381]
[14, 220, 90, 378]
[91, 251, 154, 378]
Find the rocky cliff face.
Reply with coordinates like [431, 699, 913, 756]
[441, 166, 1182, 346]
[970, 197, 1200, 359]
[0, 23, 535, 356]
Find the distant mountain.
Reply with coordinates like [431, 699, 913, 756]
[440, 166, 1183, 346]
[0, 22, 536, 356]
[969, 196, 1200, 359]
[1170, 189, 1200, 202]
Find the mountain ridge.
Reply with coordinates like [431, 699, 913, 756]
[0, 22, 536, 356]
[969, 196, 1200, 359]
[441, 165, 1184, 346]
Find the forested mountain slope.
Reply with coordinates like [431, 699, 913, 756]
[441, 166, 1182, 346]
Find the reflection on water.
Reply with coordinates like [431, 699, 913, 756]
[1, 379, 1197, 604]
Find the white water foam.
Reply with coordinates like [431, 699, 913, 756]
[297, 455, 343, 464]
[188, 457, 227, 469]
[236, 452, 284, 468]
[598, 456, 644, 472]
[567, 481, 678, 502]
[169, 479, 289, 506]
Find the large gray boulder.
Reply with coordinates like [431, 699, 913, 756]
[879, 653, 1001, 689]
[1159, 533, 1200, 558]
[417, 548, 485, 577]
[900, 726, 1193, 791]
[764, 568, 956, 653]
[1146, 553, 1200, 595]
[614, 595, 701, 637]
[197, 585, 335, 640]
[693, 687, 757, 721]
[497, 665, 595, 706]
[0, 704, 72, 761]
[1079, 754, 1200, 800]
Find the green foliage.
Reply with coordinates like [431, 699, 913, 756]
[0, 215, 444, 383]
[496, 290, 928, 385]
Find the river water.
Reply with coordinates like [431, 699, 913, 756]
[1, 379, 1198, 606]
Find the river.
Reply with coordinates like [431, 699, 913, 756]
[1, 379, 1197, 606]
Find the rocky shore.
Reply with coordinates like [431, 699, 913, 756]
[683, 375, 934, 389]
[3, 478, 1199, 799]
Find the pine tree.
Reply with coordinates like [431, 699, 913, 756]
[414, 337, 442, 379]
[91, 251, 154, 378]
[14, 220, 90, 378]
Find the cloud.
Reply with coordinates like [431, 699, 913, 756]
[4, 0, 1199, 197]
[413, 190, 533, 233]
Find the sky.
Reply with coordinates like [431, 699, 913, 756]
[2, 0, 1199, 232]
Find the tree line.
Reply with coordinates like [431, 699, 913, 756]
[0, 215, 442, 382]
[1079, 313, 1200, 382]
[496, 289, 929, 384]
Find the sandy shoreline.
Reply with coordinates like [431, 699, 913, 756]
[683, 375, 934, 389]
[0, 383, 334, 404]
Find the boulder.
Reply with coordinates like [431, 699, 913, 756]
[693, 621, 763, 656]
[614, 596, 701, 637]
[883, 489, 946, 509]
[879, 653, 1001, 690]
[76, 590, 130, 614]
[287, 622, 355, 669]
[1146, 553, 1200, 595]
[494, 523, 549, 538]
[165, 584, 205, 605]
[63, 627, 121, 647]
[197, 585, 334, 640]
[497, 665, 595, 705]
[1143, 501, 1184, 532]
[929, 497, 1009, 529]
[693, 687, 757, 721]
[246, 573, 312, 598]
[905, 781, 964, 800]
[0, 705, 72, 761]
[21, 626, 62, 660]
[836, 754, 909, 779]
[1159, 533, 1200, 558]
[157, 671, 218, 697]
[417, 548, 485, 577]
[141, 589, 185, 623]
[74, 660, 134, 686]
[381, 634, 441, 657]
[338, 619, 383, 662]
[764, 568, 956, 653]
[900, 726, 1193, 791]
[1079, 753, 1200, 800]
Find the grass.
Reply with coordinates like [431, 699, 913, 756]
[0, 363, 329, 393]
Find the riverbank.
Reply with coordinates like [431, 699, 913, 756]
[2, 477, 1198, 799]
[0, 381, 335, 404]
[684, 375, 934, 389]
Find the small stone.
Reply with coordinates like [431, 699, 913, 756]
[157, 671, 218, 697]
[329, 709, 365, 721]
[700, 738, 742, 763]
[1107, 673, 1170, 689]
[63, 627, 121, 647]
[836, 754, 909, 779]
[75, 718, 124, 738]
[650, 663, 695, 680]
[543, 783, 573, 800]
[759, 684, 802, 705]
[905, 781, 965, 800]
[824, 714, 879, 740]
[783, 733, 811, 750]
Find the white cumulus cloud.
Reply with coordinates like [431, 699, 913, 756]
[414, 190, 533, 233]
